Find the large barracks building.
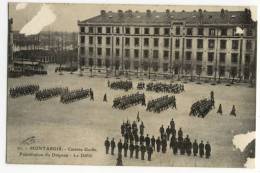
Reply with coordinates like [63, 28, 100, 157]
[77, 8, 256, 80]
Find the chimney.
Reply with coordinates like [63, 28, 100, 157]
[146, 9, 151, 16]
[220, 8, 225, 18]
[101, 10, 106, 16]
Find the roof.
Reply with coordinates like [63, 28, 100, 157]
[79, 9, 254, 26]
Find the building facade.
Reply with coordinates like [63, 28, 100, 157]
[78, 8, 257, 80]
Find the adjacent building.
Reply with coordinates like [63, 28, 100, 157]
[78, 8, 257, 80]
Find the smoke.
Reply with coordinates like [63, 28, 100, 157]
[20, 4, 56, 36]
[16, 3, 28, 10]
[232, 131, 255, 152]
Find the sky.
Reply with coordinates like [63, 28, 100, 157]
[8, 3, 257, 33]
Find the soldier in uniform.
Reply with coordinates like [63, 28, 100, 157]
[178, 128, 183, 139]
[103, 93, 107, 102]
[151, 136, 156, 150]
[193, 140, 198, 156]
[210, 91, 215, 108]
[159, 125, 165, 139]
[111, 138, 116, 155]
[104, 137, 110, 154]
[116, 154, 123, 166]
[140, 143, 146, 160]
[145, 134, 151, 149]
[230, 105, 236, 116]
[161, 137, 167, 153]
[173, 138, 178, 155]
[166, 126, 171, 141]
[170, 118, 175, 129]
[137, 111, 140, 122]
[140, 134, 145, 144]
[135, 142, 140, 159]
[154, 136, 161, 152]
[147, 145, 153, 161]
[205, 141, 211, 158]
[121, 122, 125, 136]
[199, 140, 205, 158]
[217, 104, 223, 115]
[129, 142, 135, 158]
[117, 139, 123, 156]
[90, 88, 94, 101]
[123, 141, 129, 157]
[140, 121, 145, 136]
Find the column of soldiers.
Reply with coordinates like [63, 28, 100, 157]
[109, 80, 133, 91]
[146, 82, 184, 94]
[137, 82, 145, 90]
[112, 93, 146, 110]
[146, 95, 176, 113]
[9, 84, 40, 98]
[60, 88, 91, 104]
[35, 87, 68, 101]
[104, 118, 211, 163]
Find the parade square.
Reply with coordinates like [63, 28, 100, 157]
[6, 66, 256, 167]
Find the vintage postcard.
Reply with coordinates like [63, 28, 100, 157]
[6, 2, 256, 168]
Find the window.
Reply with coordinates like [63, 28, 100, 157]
[88, 58, 93, 66]
[134, 38, 139, 46]
[219, 66, 225, 76]
[245, 54, 251, 64]
[246, 40, 252, 50]
[134, 49, 139, 58]
[143, 50, 149, 58]
[208, 39, 215, 49]
[97, 59, 102, 67]
[198, 28, 204, 36]
[175, 51, 180, 60]
[80, 47, 85, 55]
[97, 27, 102, 33]
[106, 48, 111, 56]
[186, 39, 192, 49]
[247, 28, 253, 36]
[116, 37, 120, 46]
[152, 62, 159, 71]
[144, 28, 150, 34]
[80, 36, 85, 44]
[116, 27, 120, 34]
[163, 51, 169, 59]
[134, 61, 139, 69]
[125, 37, 130, 46]
[207, 65, 213, 76]
[89, 36, 93, 44]
[106, 27, 111, 34]
[154, 28, 160, 35]
[144, 38, 149, 46]
[125, 61, 130, 69]
[221, 28, 227, 36]
[116, 49, 120, 57]
[231, 53, 238, 64]
[164, 28, 170, 35]
[208, 52, 214, 62]
[220, 40, 226, 49]
[197, 52, 203, 61]
[232, 28, 239, 36]
[105, 59, 110, 67]
[187, 28, 193, 35]
[164, 38, 169, 48]
[153, 50, 159, 59]
[163, 63, 168, 72]
[143, 61, 149, 71]
[232, 40, 239, 50]
[197, 39, 203, 49]
[97, 48, 102, 56]
[97, 37, 102, 45]
[176, 27, 180, 35]
[89, 27, 94, 33]
[196, 65, 202, 75]
[230, 67, 237, 77]
[106, 37, 111, 45]
[125, 27, 130, 34]
[135, 28, 140, 34]
[80, 27, 85, 33]
[175, 39, 180, 48]
[89, 47, 93, 56]
[186, 51, 191, 60]
[219, 53, 226, 63]
[209, 28, 215, 36]
[125, 49, 130, 57]
[154, 38, 159, 47]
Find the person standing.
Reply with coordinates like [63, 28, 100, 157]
[117, 139, 123, 156]
[103, 93, 107, 102]
[111, 138, 116, 155]
[193, 140, 198, 156]
[135, 142, 140, 159]
[151, 136, 156, 150]
[123, 141, 129, 157]
[217, 104, 223, 115]
[104, 137, 110, 154]
[156, 137, 161, 152]
[140, 143, 146, 160]
[230, 105, 236, 116]
[147, 145, 153, 161]
[129, 142, 135, 158]
[116, 154, 123, 166]
[205, 141, 211, 158]
[199, 140, 205, 158]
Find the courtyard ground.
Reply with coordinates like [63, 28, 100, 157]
[6, 65, 256, 167]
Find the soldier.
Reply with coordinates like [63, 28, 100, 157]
[104, 137, 110, 154]
[140, 121, 145, 136]
[140, 134, 145, 145]
[147, 145, 153, 161]
[121, 122, 125, 136]
[210, 91, 215, 108]
[161, 137, 167, 153]
[137, 111, 140, 122]
[199, 140, 205, 158]
[193, 140, 198, 156]
[171, 127, 176, 138]
[103, 93, 107, 102]
[145, 134, 151, 149]
[159, 125, 165, 139]
[117, 139, 123, 156]
[154, 137, 160, 153]
[129, 142, 135, 158]
[123, 141, 129, 157]
[116, 154, 123, 166]
[151, 136, 156, 150]
[178, 128, 183, 139]
[140, 143, 146, 160]
[111, 138, 116, 155]
[135, 142, 140, 159]
[173, 138, 178, 155]
[166, 126, 171, 141]
[205, 141, 211, 159]
[90, 88, 94, 101]
[180, 140, 185, 155]
[170, 118, 175, 129]
[186, 139, 192, 156]
[217, 104, 223, 115]
[230, 105, 236, 116]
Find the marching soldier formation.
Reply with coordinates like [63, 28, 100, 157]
[112, 93, 146, 110]
[35, 87, 68, 101]
[9, 84, 39, 98]
[146, 82, 184, 94]
[189, 98, 214, 118]
[110, 80, 133, 91]
[60, 88, 90, 104]
[146, 95, 176, 113]
[137, 82, 145, 90]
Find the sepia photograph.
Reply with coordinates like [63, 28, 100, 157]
[6, 2, 257, 168]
